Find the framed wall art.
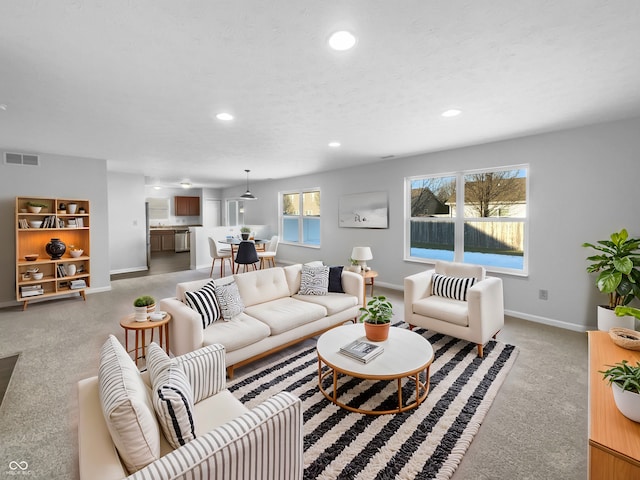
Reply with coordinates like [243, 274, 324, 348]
[339, 191, 388, 229]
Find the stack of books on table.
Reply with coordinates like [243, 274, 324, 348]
[20, 285, 44, 297]
[339, 339, 384, 363]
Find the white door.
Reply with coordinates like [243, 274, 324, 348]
[203, 199, 221, 228]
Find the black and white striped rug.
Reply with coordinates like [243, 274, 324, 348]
[228, 324, 518, 480]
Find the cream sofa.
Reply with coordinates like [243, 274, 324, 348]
[404, 261, 504, 357]
[160, 264, 363, 377]
[77, 339, 303, 480]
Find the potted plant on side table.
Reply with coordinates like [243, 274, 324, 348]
[583, 228, 640, 331]
[600, 359, 640, 422]
[240, 226, 251, 240]
[359, 295, 393, 342]
[133, 295, 156, 322]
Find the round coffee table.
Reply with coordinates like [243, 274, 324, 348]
[119, 313, 171, 366]
[316, 323, 434, 415]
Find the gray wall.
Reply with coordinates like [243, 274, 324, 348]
[228, 116, 640, 331]
[0, 150, 110, 306]
[108, 172, 147, 274]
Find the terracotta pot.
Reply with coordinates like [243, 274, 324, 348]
[364, 321, 390, 342]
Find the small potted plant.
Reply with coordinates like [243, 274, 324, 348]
[359, 295, 393, 341]
[348, 257, 361, 274]
[240, 226, 251, 240]
[600, 360, 640, 423]
[133, 295, 156, 321]
[583, 228, 640, 331]
[27, 201, 47, 214]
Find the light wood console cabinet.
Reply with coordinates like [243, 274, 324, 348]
[588, 331, 640, 479]
[15, 197, 90, 310]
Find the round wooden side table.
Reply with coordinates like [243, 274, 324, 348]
[119, 313, 171, 366]
[362, 270, 379, 308]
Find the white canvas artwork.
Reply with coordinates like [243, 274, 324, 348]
[339, 191, 388, 229]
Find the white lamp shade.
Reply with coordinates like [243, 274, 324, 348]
[351, 246, 373, 261]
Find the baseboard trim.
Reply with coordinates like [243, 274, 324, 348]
[504, 309, 592, 332]
[110, 266, 148, 275]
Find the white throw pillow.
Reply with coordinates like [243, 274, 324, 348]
[299, 265, 329, 295]
[98, 335, 160, 474]
[147, 343, 197, 449]
[214, 281, 245, 321]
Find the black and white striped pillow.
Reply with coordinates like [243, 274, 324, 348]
[431, 273, 477, 301]
[147, 343, 196, 449]
[184, 280, 220, 328]
[176, 344, 226, 403]
[299, 265, 329, 295]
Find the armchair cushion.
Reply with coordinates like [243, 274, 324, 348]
[184, 280, 221, 328]
[175, 344, 227, 403]
[98, 335, 160, 474]
[413, 295, 470, 327]
[147, 344, 196, 449]
[299, 265, 329, 295]
[431, 273, 477, 301]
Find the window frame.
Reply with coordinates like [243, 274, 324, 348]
[405, 165, 529, 276]
[278, 187, 321, 248]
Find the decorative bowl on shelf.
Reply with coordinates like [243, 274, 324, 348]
[24, 254, 39, 261]
[69, 249, 84, 258]
[32, 272, 44, 280]
[27, 206, 42, 214]
[29, 220, 43, 228]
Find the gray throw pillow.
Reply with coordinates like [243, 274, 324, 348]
[299, 265, 329, 295]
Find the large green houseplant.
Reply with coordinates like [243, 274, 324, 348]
[359, 296, 393, 341]
[583, 228, 640, 330]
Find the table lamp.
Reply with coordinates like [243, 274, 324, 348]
[351, 246, 373, 271]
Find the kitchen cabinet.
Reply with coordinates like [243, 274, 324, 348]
[175, 196, 200, 216]
[150, 230, 176, 252]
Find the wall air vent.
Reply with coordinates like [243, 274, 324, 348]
[4, 152, 40, 166]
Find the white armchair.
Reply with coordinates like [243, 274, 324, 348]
[404, 261, 504, 357]
[77, 341, 304, 480]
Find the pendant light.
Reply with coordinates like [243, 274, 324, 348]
[240, 169, 257, 200]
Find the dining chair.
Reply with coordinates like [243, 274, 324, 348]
[234, 241, 259, 273]
[208, 237, 233, 277]
[258, 235, 279, 269]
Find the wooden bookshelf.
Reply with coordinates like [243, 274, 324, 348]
[15, 197, 90, 310]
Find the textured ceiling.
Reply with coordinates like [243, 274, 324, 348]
[1, 1, 640, 189]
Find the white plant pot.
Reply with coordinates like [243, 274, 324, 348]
[597, 305, 635, 331]
[612, 382, 640, 423]
[134, 306, 148, 322]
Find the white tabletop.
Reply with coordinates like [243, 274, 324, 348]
[317, 323, 434, 378]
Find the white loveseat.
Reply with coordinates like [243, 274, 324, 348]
[404, 261, 504, 357]
[77, 339, 303, 480]
[160, 264, 363, 377]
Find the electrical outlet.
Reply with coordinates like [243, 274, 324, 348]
[539, 289, 548, 300]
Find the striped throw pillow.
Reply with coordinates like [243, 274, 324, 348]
[299, 265, 329, 295]
[147, 343, 196, 449]
[431, 273, 477, 301]
[98, 335, 160, 473]
[184, 280, 220, 328]
[176, 344, 227, 403]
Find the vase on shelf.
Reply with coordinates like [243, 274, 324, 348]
[46, 238, 66, 259]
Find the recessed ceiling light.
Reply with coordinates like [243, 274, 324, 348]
[328, 31, 357, 51]
[153, 185, 162, 190]
[180, 182, 192, 189]
[328, 141, 341, 147]
[216, 112, 234, 121]
[441, 109, 462, 117]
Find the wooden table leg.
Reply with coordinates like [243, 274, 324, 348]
[164, 323, 170, 355]
[134, 330, 140, 365]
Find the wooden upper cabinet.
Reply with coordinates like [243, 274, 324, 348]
[175, 196, 200, 216]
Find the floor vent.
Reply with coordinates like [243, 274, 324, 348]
[4, 152, 40, 166]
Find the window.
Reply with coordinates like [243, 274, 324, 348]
[280, 189, 321, 246]
[406, 166, 528, 274]
[225, 200, 244, 226]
